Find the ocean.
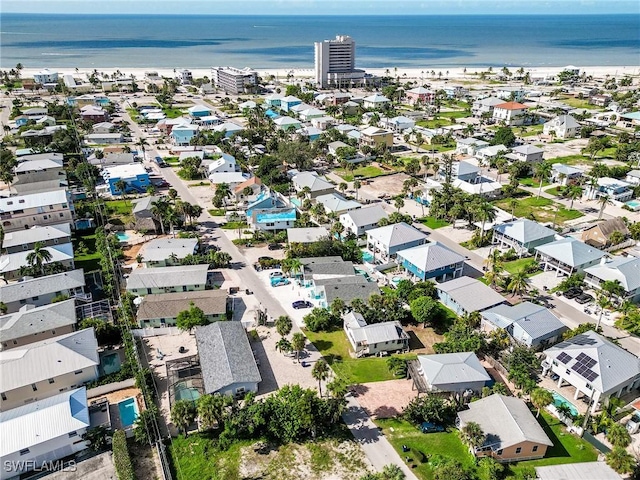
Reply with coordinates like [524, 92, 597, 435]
[1, 14, 638, 69]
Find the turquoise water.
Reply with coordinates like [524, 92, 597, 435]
[361, 250, 374, 263]
[175, 381, 201, 402]
[118, 398, 139, 427]
[101, 353, 121, 375]
[115, 232, 129, 242]
[392, 276, 402, 284]
[552, 392, 579, 417]
[626, 200, 640, 210]
[290, 198, 301, 207]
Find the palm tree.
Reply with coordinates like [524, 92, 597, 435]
[461, 421, 485, 451]
[170, 400, 196, 437]
[606, 447, 636, 474]
[291, 332, 306, 364]
[275, 337, 292, 354]
[215, 183, 232, 212]
[606, 423, 631, 449]
[475, 201, 496, 234]
[394, 197, 405, 212]
[530, 388, 554, 418]
[353, 179, 361, 200]
[151, 198, 170, 235]
[508, 198, 519, 220]
[597, 194, 611, 219]
[275, 315, 292, 337]
[595, 293, 610, 330]
[136, 137, 149, 161]
[566, 185, 583, 210]
[556, 403, 574, 421]
[311, 358, 330, 397]
[26, 242, 53, 277]
[508, 269, 528, 299]
[534, 161, 552, 198]
[196, 394, 225, 430]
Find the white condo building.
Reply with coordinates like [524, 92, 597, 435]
[212, 67, 258, 94]
[314, 35, 365, 89]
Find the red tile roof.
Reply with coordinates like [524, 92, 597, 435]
[632, 399, 640, 411]
[495, 102, 528, 110]
[233, 176, 261, 193]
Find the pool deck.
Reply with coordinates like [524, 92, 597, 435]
[538, 376, 588, 415]
[88, 387, 144, 431]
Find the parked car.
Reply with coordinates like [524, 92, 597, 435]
[563, 288, 582, 299]
[269, 271, 284, 278]
[271, 278, 290, 287]
[575, 293, 594, 304]
[420, 422, 445, 433]
[292, 300, 313, 309]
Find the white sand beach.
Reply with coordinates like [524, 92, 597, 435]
[20, 65, 640, 83]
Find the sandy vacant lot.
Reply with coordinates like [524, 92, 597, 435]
[353, 379, 418, 419]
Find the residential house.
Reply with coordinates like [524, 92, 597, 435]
[92, 122, 115, 134]
[22, 107, 48, 118]
[339, 205, 388, 237]
[179, 69, 193, 84]
[85, 133, 124, 144]
[101, 164, 150, 195]
[273, 116, 302, 132]
[245, 191, 285, 218]
[551, 163, 583, 185]
[198, 115, 222, 127]
[208, 153, 238, 174]
[280, 96, 302, 112]
[208, 172, 250, 189]
[534, 237, 605, 276]
[89, 152, 135, 167]
[495, 87, 526, 102]
[443, 85, 468, 98]
[359, 126, 394, 149]
[589, 177, 633, 202]
[366, 222, 428, 262]
[170, 125, 199, 146]
[138, 238, 199, 267]
[543, 115, 580, 139]
[0, 243, 74, 281]
[412, 352, 491, 395]
[126, 265, 209, 296]
[287, 227, 330, 244]
[67, 94, 109, 108]
[79, 105, 109, 123]
[136, 290, 228, 328]
[233, 177, 262, 204]
[0, 189, 73, 233]
[584, 256, 640, 303]
[581, 217, 630, 249]
[396, 241, 465, 282]
[250, 207, 297, 232]
[341, 100, 360, 115]
[406, 87, 435, 106]
[508, 144, 544, 164]
[264, 93, 283, 108]
[456, 137, 490, 156]
[343, 311, 409, 357]
[481, 302, 567, 348]
[380, 116, 416, 132]
[313, 276, 380, 308]
[362, 94, 390, 110]
[0, 269, 87, 314]
[457, 394, 553, 462]
[472, 96, 506, 118]
[328, 140, 350, 157]
[33, 69, 59, 85]
[292, 172, 335, 199]
[13, 155, 66, 194]
[299, 108, 325, 122]
[0, 328, 98, 411]
[535, 462, 623, 480]
[492, 102, 529, 126]
[157, 117, 192, 135]
[476, 144, 509, 164]
[195, 321, 261, 397]
[0, 300, 77, 351]
[302, 257, 356, 284]
[542, 331, 640, 413]
[448, 161, 480, 183]
[188, 105, 213, 118]
[590, 94, 611, 107]
[315, 193, 362, 216]
[213, 122, 244, 138]
[492, 219, 557, 256]
[1, 224, 72, 254]
[625, 170, 640, 185]
[412, 178, 443, 206]
[436, 276, 506, 316]
[131, 196, 161, 233]
[0, 388, 91, 480]
[299, 126, 323, 141]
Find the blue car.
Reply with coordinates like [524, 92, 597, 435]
[271, 278, 290, 287]
[420, 422, 445, 433]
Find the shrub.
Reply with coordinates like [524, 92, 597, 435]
[112, 430, 135, 480]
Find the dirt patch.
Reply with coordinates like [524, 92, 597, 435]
[239, 439, 372, 480]
[129, 441, 163, 480]
[359, 172, 411, 198]
[404, 324, 444, 354]
[88, 387, 141, 405]
[354, 379, 418, 419]
[123, 243, 144, 263]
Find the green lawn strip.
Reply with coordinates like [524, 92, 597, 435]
[506, 410, 598, 477]
[493, 197, 582, 225]
[502, 258, 538, 275]
[418, 216, 451, 229]
[165, 156, 181, 165]
[439, 110, 471, 119]
[208, 209, 226, 216]
[221, 221, 248, 230]
[520, 124, 544, 137]
[547, 155, 592, 166]
[544, 186, 563, 196]
[334, 165, 388, 182]
[162, 107, 185, 119]
[188, 181, 209, 187]
[421, 143, 456, 153]
[558, 96, 601, 110]
[104, 199, 133, 216]
[72, 232, 101, 272]
[169, 433, 249, 480]
[597, 147, 617, 158]
[518, 177, 550, 188]
[376, 418, 475, 480]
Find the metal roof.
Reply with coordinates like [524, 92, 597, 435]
[348, 321, 408, 345]
[319, 279, 380, 305]
[14, 158, 63, 173]
[481, 302, 567, 343]
[2, 223, 71, 249]
[584, 256, 640, 292]
[0, 299, 77, 343]
[544, 331, 640, 394]
[436, 276, 506, 313]
[0, 189, 68, 213]
[137, 290, 227, 321]
[418, 352, 491, 387]
[535, 462, 623, 480]
[0, 387, 90, 457]
[305, 261, 356, 277]
[315, 193, 362, 213]
[0, 328, 98, 392]
[0, 269, 85, 304]
[0, 243, 74, 275]
[340, 205, 387, 228]
[457, 394, 553, 450]
[138, 238, 198, 262]
[396, 241, 465, 273]
[287, 227, 330, 244]
[126, 265, 208, 290]
[535, 237, 605, 268]
[367, 222, 427, 249]
[195, 322, 261, 394]
[292, 171, 334, 192]
[493, 219, 556, 244]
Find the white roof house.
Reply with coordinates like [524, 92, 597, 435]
[0, 269, 86, 312]
[584, 256, 640, 302]
[492, 219, 557, 255]
[436, 276, 506, 316]
[126, 264, 209, 293]
[315, 193, 362, 215]
[417, 352, 491, 394]
[535, 462, 623, 480]
[286, 227, 330, 244]
[339, 205, 388, 237]
[2, 223, 71, 251]
[534, 237, 606, 275]
[291, 171, 335, 197]
[14, 158, 64, 174]
[213, 122, 243, 135]
[343, 311, 409, 357]
[543, 114, 581, 138]
[273, 116, 302, 130]
[0, 243, 74, 279]
[138, 238, 199, 265]
[363, 94, 390, 108]
[366, 222, 428, 260]
[0, 189, 69, 214]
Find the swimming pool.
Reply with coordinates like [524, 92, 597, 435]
[118, 397, 140, 427]
[115, 232, 130, 242]
[361, 250, 374, 263]
[552, 391, 579, 418]
[174, 380, 201, 402]
[626, 200, 640, 211]
[392, 276, 403, 284]
[100, 352, 122, 375]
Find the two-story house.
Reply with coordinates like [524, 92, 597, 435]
[543, 115, 580, 139]
[0, 189, 73, 233]
[343, 311, 409, 357]
[12, 155, 67, 195]
[138, 238, 199, 267]
[126, 265, 209, 296]
[359, 126, 394, 149]
[492, 102, 529, 126]
[101, 163, 150, 195]
[471, 96, 504, 118]
[291, 172, 335, 199]
[339, 205, 388, 237]
[396, 241, 465, 283]
[507, 144, 544, 164]
[136, 290, 228, 328]
[366, 222, 428, 262]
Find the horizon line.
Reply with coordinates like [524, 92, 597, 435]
[2, 12, 638, 16]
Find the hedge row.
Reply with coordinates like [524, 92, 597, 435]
[112, 429, 135, 480]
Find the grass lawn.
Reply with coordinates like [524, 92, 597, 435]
[335, 165, 387, 182]
[597, 146, 617, 158]
[188, 181, 209, 187]
[221, 221, 248, 230]
[494, 196, 582, 225]
[304, 328, 416, 384]
[416, 119, 457, 129]
[208, 208, 226, 217]
[548, 154, 592, 166]
[518, 177, 550, 188]
[558, 96, 601, 110]
[162, 107, 185, 119]
[502, 258, 538, 276]
[439, 110, 471, 119]
[544, 186, 563, 197]
[506, 410, 598, 478]
[419, 216, 450, 229]
[420, 143, 456, 153]
[520, 124, 544, 137]
[72, 233, 101, 272]
[105, 199, 133, 217]
[164, 156, 181, 165]
[376, 418, 475, 480]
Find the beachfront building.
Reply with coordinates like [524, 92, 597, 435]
[33, 69, 59, 85]
[314, 35, 366, 89]
[492, 102, 529, 126]
[212, 66, 258, 94]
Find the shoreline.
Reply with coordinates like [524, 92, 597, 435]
[19, 65, 640, 82]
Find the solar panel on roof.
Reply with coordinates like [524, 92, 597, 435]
[572, 336, 597, 346]
[557, 352, 572, 364]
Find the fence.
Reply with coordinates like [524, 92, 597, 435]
[603, 239, 636, 252]
[483, 354, 510, 379]
[131, 326, 180, 337]
[86, 378, 136, 398]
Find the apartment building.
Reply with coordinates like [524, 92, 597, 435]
[212, 66, 258, 94]
[314, 35, 366, 88]
[0, 189, 73, 233]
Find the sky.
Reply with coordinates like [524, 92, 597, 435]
[2, 0, 639, 15]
